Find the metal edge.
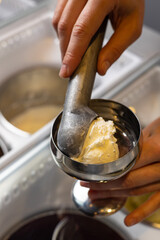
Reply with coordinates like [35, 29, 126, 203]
[102, 53, 160, 99]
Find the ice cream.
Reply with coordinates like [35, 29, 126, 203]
[73, 117, 119, 164]
[11, 105, 62, 134]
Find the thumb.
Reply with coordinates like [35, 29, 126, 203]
[97, 15, 142, 75]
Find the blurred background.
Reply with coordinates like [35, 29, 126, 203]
[144, 0, 160, 32]
[0, 0, 160, 32]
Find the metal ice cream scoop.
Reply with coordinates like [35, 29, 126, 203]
[57, 19, 107, 157]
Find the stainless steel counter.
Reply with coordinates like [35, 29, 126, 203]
[0, 1, 160, 239]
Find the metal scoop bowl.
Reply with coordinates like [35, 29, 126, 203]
[50, 99, 142, 216]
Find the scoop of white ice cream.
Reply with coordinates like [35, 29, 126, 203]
[73, 117, 119, 164]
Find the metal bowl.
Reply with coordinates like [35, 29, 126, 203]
[3, 209, 130, 240]
[0, 66, 68, 148]
[0, 66, 68, 132]
[51, 99, 142, 182]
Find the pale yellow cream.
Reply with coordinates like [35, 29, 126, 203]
[73, 117, 119, 164]
[11, 105, 62, 133]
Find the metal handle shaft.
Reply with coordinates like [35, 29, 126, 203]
[63, 18, 107, 112]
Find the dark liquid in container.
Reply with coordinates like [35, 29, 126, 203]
[6, 212, 126, 240]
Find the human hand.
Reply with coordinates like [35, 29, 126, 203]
[80, 117, 160, 226]
[52, 0, 144, 78]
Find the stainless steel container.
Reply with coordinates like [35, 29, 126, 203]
[0, 66, 68, 150]
[3, 210, 130, 240]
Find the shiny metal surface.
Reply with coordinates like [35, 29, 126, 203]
[51, 99, 142, 182]
[111, 58, 160, 128]
[72, 180, 126, 217]
[51, 99, 142, 217]
[57, 20, 107, 157]
[0, 135, 75, 239]
[0, 66, 68, 149]
[0, 0, 51, 29]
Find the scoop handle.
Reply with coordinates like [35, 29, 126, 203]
[63, 18, 107, 112]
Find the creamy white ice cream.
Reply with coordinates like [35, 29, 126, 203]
[73, 117, 119, 164]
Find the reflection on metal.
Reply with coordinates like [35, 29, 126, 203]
[0, 66, 68, 149]
[51, 99, 142, 182]
[72, 181, 126, 217]
[51, 99, 142, 217]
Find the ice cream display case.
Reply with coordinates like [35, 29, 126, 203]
[0, 1, 160, 239]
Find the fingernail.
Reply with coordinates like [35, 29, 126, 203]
[101, 61, 110, 75]
[59, 64, 69, 78]
[125, 217, 136, 227]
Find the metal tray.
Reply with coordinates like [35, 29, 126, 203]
[0, 0, 51, 29]
[112, 61, 160, 128]
[0, 5, 69, 158]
